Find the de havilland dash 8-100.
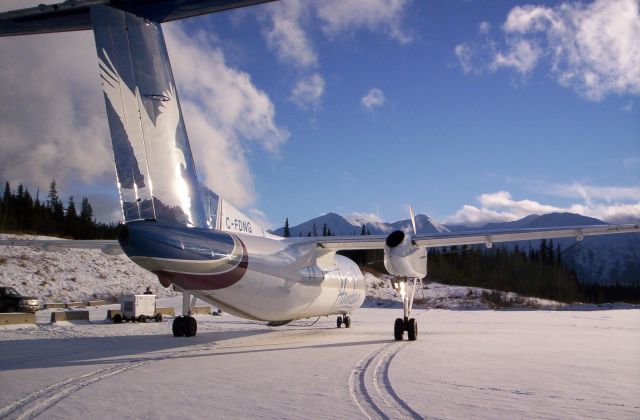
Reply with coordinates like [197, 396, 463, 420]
[0, 0, 637, 340]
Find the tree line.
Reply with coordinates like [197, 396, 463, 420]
[0, 180, 117, 239]
[427, 240, 639, 304]
[341, 238, 639, 304]
[282, 217, 371, 237]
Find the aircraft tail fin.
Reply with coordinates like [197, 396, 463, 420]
[91, 5, 210, 228]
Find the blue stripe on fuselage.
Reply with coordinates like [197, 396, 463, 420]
[119, 220, 235, 261]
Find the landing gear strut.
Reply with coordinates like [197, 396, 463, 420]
[173, 288, 198, 337]
[337, 314, 351, 328]
[392, 277, 422, 341]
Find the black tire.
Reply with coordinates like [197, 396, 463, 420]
[336, 316, 343, 328]
[394, 318, 404, 341]
[172, 316, 185, 337]
[138, 315, 147, 323]
[407, 318, 418, 341]
[184, 316, 197, 337]
[155, 313, 163, 323]
[344, 316, 351, 328]
[113, 313, 122, 324]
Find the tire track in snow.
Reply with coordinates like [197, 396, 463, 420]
[0, 343, 217, 420]
[349, 341, 421, 419]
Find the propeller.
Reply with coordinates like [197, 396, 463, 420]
[409, 205, 417, 235]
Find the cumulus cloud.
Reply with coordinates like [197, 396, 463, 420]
[456, 0, 640, 100]
[290, 73, 326, 108]
[165, 25, 289, 208]
[263, 0, 317, 69]
[314, 0, 413, 44]
[261, 0, 414, 109]
[491, 39, 541, 74]
[444, 190, 640, 226]
[0, 13, 288, 221]
[361, 88, 386, 110]
[0, 30, 113, 200]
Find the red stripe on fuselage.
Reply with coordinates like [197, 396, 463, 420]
[153, 237, 249, 290]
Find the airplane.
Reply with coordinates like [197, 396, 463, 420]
[1, 0, 638, 340]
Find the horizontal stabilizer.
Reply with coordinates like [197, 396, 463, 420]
[0, 0, 273, 36]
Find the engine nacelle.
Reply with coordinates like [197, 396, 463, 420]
[383, 230, 428, 278]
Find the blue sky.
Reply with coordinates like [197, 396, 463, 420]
[0, 0, 638, 227]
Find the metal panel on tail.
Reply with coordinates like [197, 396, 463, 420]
[90, 5, 207, 228]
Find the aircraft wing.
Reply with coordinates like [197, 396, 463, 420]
[315, 223, 640, 251]
[0, 238, 122, 255]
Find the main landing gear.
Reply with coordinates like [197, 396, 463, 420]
[337, 314, 351, 328]
[392, 277, 422, 341]
[173, 288, 198, 337]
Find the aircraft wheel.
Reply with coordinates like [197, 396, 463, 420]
[394, 318, 404, 341]
[113, 313, 122, 324]
[407, 318, 418, 341]
[184, 316, 197, 337]
[336, 316, 343, 328]
[344, 316, 351, 328]
[172, 315, 185, 337]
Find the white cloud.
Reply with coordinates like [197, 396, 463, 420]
[491, 39, 541, 74]
[314, 0, 413, 44]
[454, 43, 475, 74]
[361, 88, 386, 110]
[263, 0, 317, 69]
[0, 16, 288, 222]
[165, 25, 289, 208]
[345, 211, 385, 226]
[457, 0, 640, 100]
[444, 190, 640, 226]
[0, 30, 113, 197]
[479, 21, 492, 34]
[290, 73, 325, 108]
[259, 0, 414, 110]
[622, 100, 634, 112]
[246, 207, 274, 230]
[545, 182, 640, 203]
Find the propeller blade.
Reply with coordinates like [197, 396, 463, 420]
[409, 205, 417, 234]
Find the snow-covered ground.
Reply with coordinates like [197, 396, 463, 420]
[0, 234, 177, 302]
[0, 300, 638, 419]
[1, 235, 639, 418]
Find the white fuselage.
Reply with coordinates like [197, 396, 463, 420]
[156, 232, 367, 322]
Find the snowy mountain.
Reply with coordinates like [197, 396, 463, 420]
[272, 213, 449, 237]
[272, 212, 363, 237]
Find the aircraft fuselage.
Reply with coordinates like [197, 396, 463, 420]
[118, 221, 366, 321]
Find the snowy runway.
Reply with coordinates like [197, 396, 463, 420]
[1, 304, 638, 419]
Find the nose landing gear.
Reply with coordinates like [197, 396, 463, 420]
[392, 277, 421, 341]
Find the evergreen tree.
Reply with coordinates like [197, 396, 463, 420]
[79, 197, 94, 239]
[361, 223, 366, 235]
[322, 222, 328, 236]
[1, 181, 11, 230]
[283, 217, 290, 237]
[312, 221, 317, 236]
[65, 196, 78, 237]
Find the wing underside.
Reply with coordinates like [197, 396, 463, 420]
[315, 223, 640, 251]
